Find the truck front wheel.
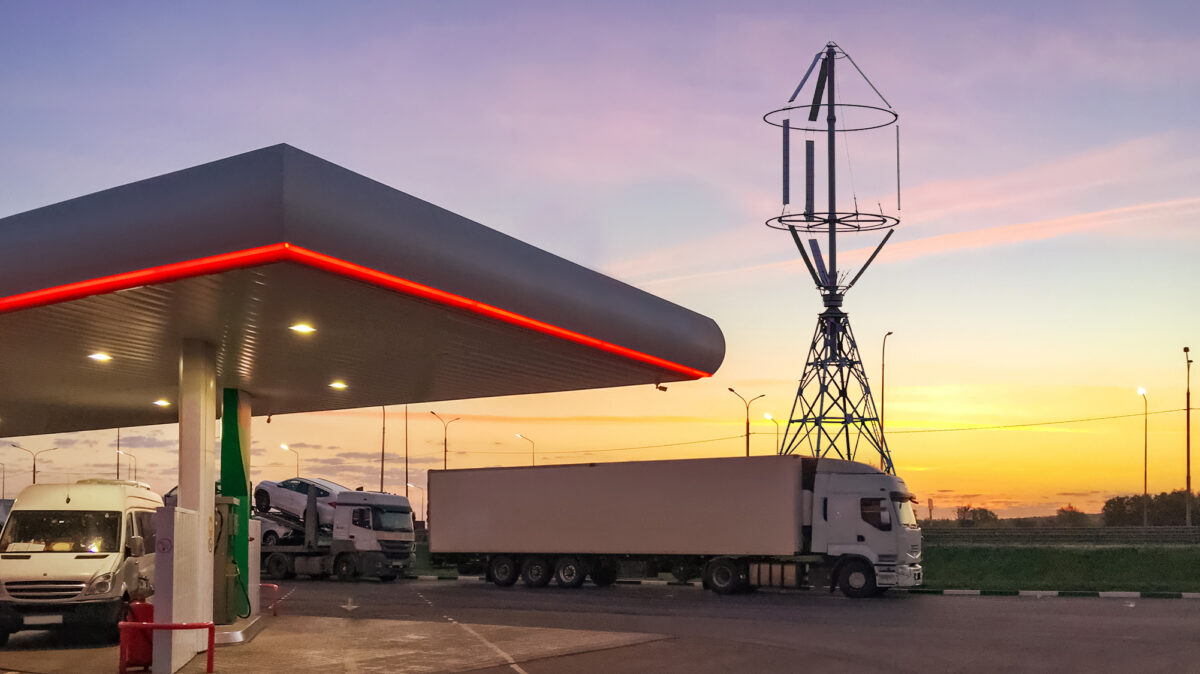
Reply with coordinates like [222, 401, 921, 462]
[705, 558, 747, 595]
[838, 559, 877, 599]
[520, 557, 552, 588]
[489, 555, 519, 586]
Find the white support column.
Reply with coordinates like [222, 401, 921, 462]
[155, 340, 216, 673]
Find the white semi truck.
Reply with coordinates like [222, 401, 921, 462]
[259, 489, 415, 582]
[429, 455, 922, 597]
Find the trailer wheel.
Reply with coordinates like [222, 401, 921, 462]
[335, 553, 360, 581]
[264, 552, 291, 580]
[262, 530, 279, 547]
[489, 555, 519, 586]
[554, 556, 586, 588]
[838, 559, 877, 599]
[704, 558, 746, 595]
[589, 558, 619, 587]
[521, 557, 552, 587]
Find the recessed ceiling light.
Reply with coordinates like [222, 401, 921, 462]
[153, 399, 171, 407]
[290, 324, 316, 333]
[88, 353, 112, 361]
[329, 381, 348, 390]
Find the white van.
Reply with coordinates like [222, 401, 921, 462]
[0, 479, 162, 644]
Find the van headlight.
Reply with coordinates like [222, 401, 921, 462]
[85, 572, 114, 596]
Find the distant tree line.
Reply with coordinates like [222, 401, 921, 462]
[1102, 491, 1200, 527]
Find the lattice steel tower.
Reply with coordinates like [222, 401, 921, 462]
[763, 42, 900, 472]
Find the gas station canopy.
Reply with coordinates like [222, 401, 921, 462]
[0, 144, 725, 437]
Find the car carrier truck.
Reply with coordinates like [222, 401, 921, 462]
[259, 488, 415, 582]
[429, 455, 922, 597]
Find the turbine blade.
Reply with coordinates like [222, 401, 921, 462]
[805, 140, 815, 221]
[808, 56, 828, 122]
[782, 118, 790, 206]
[788, 52, 824, 103]
[808, 239, 830, 287]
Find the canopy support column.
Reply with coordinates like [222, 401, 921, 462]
[154, 340, 216, 673]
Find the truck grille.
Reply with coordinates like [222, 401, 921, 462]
[378, 540, 413, 559]
[6, 581, 86, 601]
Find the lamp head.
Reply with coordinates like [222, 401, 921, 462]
[1137, 387, 1146, 396]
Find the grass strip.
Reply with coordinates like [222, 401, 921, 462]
[922, 545, 1200, 593]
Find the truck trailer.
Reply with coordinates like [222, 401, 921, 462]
[429, 455, 922, 597]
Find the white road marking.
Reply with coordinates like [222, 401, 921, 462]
[445, 615, 530, 674]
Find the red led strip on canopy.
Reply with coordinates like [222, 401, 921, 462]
[0, 242, 712, 379]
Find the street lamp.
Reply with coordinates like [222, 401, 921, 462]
[763, 413, 780, 453]
[431, 412, 461, 470]
[728, 388, 764, 457]
[1138, 388, 1148, 527]
[1186, 347, 1193, 527]
[515, 434, 535, 466]
[881, 331, 894, 471]
[406, 482, 426, 523]
[0, 462, 6, 499]
[281, 444, 300, 477]
[9, 443, 58, 484]
[118, 450, 137, 482]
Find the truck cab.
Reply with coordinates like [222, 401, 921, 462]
[810, 460, 923, 596]
[0, 480, 162, 644]
[330, 491, 416, 580]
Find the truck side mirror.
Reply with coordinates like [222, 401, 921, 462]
[880, 507, 892, 526]
[127, 535, 145, 558]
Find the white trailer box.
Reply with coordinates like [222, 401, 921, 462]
[430, 455, 805, 556]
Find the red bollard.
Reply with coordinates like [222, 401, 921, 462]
[120, 602, 154, 672]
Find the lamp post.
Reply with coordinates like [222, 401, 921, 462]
[0, 463, 5, 499]
[9, 443, 58, 484]
[728, 388, 764, 457]
[380, 406, 387, 493]
[1138, 388, 1148, 527]
[118, 450, 137, 482]
[406, 482, 426, 523]
[1185, 347, 1193, 527]
[281, 444, 300, 477]
[764, 413, 780, 453]
[515, 434, 535, 466]
[431, 412, 461, 470]
[881, 331, 894, 470]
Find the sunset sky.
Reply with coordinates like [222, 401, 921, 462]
[1, 2, 1197, 517]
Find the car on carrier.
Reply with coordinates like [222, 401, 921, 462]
[254, 477, 350, 525]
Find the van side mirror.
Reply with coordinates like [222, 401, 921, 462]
[127, 535, 145, 558]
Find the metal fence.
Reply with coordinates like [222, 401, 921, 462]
[922, 526, 1200, 546]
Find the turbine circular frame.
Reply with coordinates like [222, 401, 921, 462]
[763, 103, 897, 133]
[764, 211, 899, 233]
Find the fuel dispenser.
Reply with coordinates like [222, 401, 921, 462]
[213, 496, 247, 625]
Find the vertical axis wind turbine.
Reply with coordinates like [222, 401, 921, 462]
[763, 42, 901, 473]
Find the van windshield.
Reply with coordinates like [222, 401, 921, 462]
[0, 511, 122, 553]
[372, 506, 413, 533]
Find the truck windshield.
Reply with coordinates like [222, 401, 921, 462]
[0, 510, 122, 553]
[890, 495, 919, 528]
[372, 507, 413, 532]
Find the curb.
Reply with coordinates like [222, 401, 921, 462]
[913, 589, 1199, 599]
[406, 576, 1200, 599]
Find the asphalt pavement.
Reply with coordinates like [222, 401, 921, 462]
[1, 579, 1197, 672]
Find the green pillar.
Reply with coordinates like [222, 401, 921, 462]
[220, 389, 252, 614]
